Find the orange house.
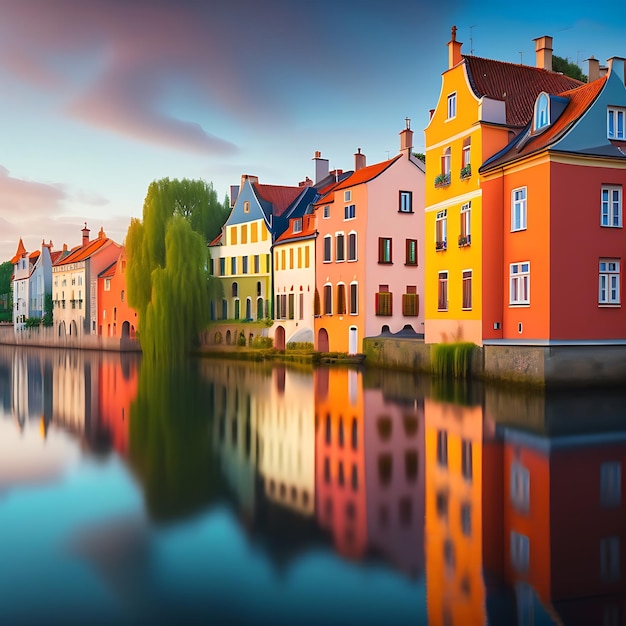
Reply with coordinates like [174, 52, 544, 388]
[98, 247, 138, 340]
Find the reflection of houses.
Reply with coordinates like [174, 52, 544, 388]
[363, 382, 425, 578]
[314, 124, 425, 354]
[314, 368, 367, 559]
[98, 248, 138, 341]
[52, 224, 121, 338]
[11, 238, 55, 331]
[424, 394, 486, 626]
[256, 366, 315, 516]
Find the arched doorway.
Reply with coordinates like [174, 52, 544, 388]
[246, 298, 252, 320]
[70, 320, 78, 336]
[349, 326, 358, 355]
[122, 321, 130, 339]
[318, 328, 329, 352]
[58, 321, 66, 336]
[275, 326, 286, 351]
[256, 297, 264, 320]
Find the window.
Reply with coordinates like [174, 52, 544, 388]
[219, 258, 226, 275]
[601, 185, 622, 227]
[510, 262, 530, 305]
[243, 201, 250, 213]
[323, 205, 330, 219]
[402, 285, 418, 316]
[511, 532, 530, 572]
[512, 187, 527, 231]
[323, 235, 332, 262]
[447, 92, 457, 119]
[344, 204, 356, 220]
[462, 270, 472, 310]
[378, 237, 392, 264]
[399, 191, 412, 213]
[599, 259, 620, 304]
[601, 462, 621, 507]
[344, 190, 351, 202]
[437, 430, 448, 467]
[461, 439, 472, 481]
[459, 202, 471, 246]
[104, 278, 111, 291]
[324, 284, 332, 315]
[348, 232, 357, 261]
[462, 136, 471, 168]
[230, 226, 238, 245]
[441, 147, 451, 176]
[276, 294, 286, 319]
[608, 107, 626, 140]
[336, 233, 345, 262]
[461, 503, 472, 537]
[534, 92, 549, 131]
[288, 293, 295, 319]
[337, 283, 347, 315]
[375, 285, 392, 316]
[299, 292, 304, 320]
[251, 222, 258, 242]
[231, 282, 239, 298]
[242, 256, 248, 274]
[254, 255, 260, 273]
[436, 210, 447, 250]
[121, 290, 125, 302]
[293, 218, 302, 233]
[438, 271, 448, 311]
[231, 257, 237, 275]
[406, 239, 418, 265]
[350, 282, 358, 315]
[511, 462, 530, 511]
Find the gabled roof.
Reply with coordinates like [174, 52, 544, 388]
[29, 250, 40, 260]
[208, 232, 222, 247]
[312, 178, 351, 207]
[99, 260, 117, 279]
[10, 238, 26, 264]
[333, 155, 401, 191]
[55, 236, 111, 265]
[481, 77, 608, 171]
[274, 214, 316, 245]
[253, 183, 303, 218]
[51, 249, 69, 264]
[463, 55, 583, 127]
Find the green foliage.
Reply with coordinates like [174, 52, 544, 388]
[286, 342, 314, 351]
[25, 317, 41, 328]
[431, 342, 476, 379]
[413, 152, 426, 163]
[0, 312, 10, 322]
[127, 178, 229, 363]
[42, 293, 53, 327]
[552, 54, 587, 82]
[0, 261, 12, 312]
[250, 336, 273, 349]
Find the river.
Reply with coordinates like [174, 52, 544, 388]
[1, 345, 625, 625]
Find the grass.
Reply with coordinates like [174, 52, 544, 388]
[431, 342, 476, 379]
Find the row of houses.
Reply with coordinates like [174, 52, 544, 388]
[10, 29, 626, 362]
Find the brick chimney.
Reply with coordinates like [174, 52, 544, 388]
[354, 148, 366, 171]
[534, 35, 553, 71]
[313, 151, 329, 184]
[448, 25, 462, 69]
[400, 117, 413, 154]
[81, 223, 90, 247]
[586, 56, 600, 82]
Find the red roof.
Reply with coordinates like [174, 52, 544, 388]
[463, 56, 583, 127]
[209, 232, 222, 246]
[99, 260, 117, 279]
[51, 249, 69, 264]
[253, 183, 302, 217]
[274, 214, 316, 244]
[55, 236, 111, 265]
[312, 179, 346, 207]
[333, 155, 401, 191]
[482, 77, 608, 170]
[29, 250, 40, 260]
[10, 238, 26, 264]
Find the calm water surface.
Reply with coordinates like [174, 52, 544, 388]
[1, 345, 626, 625]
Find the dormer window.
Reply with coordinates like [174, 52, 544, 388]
[608, 107, 626, 140]
[293, 218, 302, 234]
[534, 93, 550, 131]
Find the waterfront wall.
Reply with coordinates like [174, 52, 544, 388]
[0, 324, 140, 352]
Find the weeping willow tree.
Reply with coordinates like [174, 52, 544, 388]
[126, 178, 229, 363]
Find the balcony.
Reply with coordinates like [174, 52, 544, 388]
[434, 172, 451, 188]
[435, 240, 447, 251]
[460, 164, 472, 180]
[458, 234, 471, 247]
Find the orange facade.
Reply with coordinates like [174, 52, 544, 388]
[98, 249, 138, 338]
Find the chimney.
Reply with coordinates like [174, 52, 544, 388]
[354, 148, 366, 171]
[313, 151, 329, 184]
[230, 185, 239, 208]
[241, 174, 259, 190]
[63, 243, 68, 253]
[81, 222, 90, 247]
[586, 56, 600, 82]
[607, 57, 626, 86]
[448, 25, 462, 69]
[400, 117, 413, 154]
[533, 35, 553, 71]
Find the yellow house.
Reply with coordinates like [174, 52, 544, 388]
[424, 28, 582, 345]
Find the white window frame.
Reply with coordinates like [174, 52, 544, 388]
[460, 201, 471, 246]
[347, 231, 357, 262]
[510, 262, 530, 306]
[534, 92, 549, 131]
[344, 204, 356, 220]
[344, 190, 352, 202]
[349, 281, 358, 315]
[323, 235, 332, 263]
[323, 205, 330, 219]
[601, 185, 622, 228]
[335, 231, 345, 263]
[104, 278, 111, 291]
[511, 187, 527, 231]
[293, 218, 302, 233]
[462, 269, 472, 311]
[399, 191, 412, 213]
[437, 271, 448, 311]
[599, 259, 620, 305]
[436, 210, 447, 250]
[447, 92, 457, 120]
[608, 107, 626, 140]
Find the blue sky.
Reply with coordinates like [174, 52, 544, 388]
[1, 0, 625, 261]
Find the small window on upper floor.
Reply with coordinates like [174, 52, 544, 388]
[534, 92, 550, 132]
[323, 205, 330, 219]
[293, 218, 302, 234]
[447, 92, 457, 120]
[344, 190, 352, 202]
[399, 191, 412, 213]
[244, 201, 250, 213]
[608, 107, 626, 140]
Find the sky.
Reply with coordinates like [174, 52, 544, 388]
[1, 0, 626, 262]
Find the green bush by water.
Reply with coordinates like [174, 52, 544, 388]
[431, 342, 475, 379]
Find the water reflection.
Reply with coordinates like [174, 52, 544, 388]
[2, 345, 626, 624]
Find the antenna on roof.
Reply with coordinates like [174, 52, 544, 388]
[519, 51, 523, 64]
[469, 25, 477, 55]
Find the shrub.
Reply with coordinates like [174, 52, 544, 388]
[250, 336, 273, 349]
[286, 342, 314, 351]
[25, 317, 42, 328]
[431, 342, 475, 379]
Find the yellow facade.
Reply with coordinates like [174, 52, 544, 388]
[424, 52, 508, 346]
